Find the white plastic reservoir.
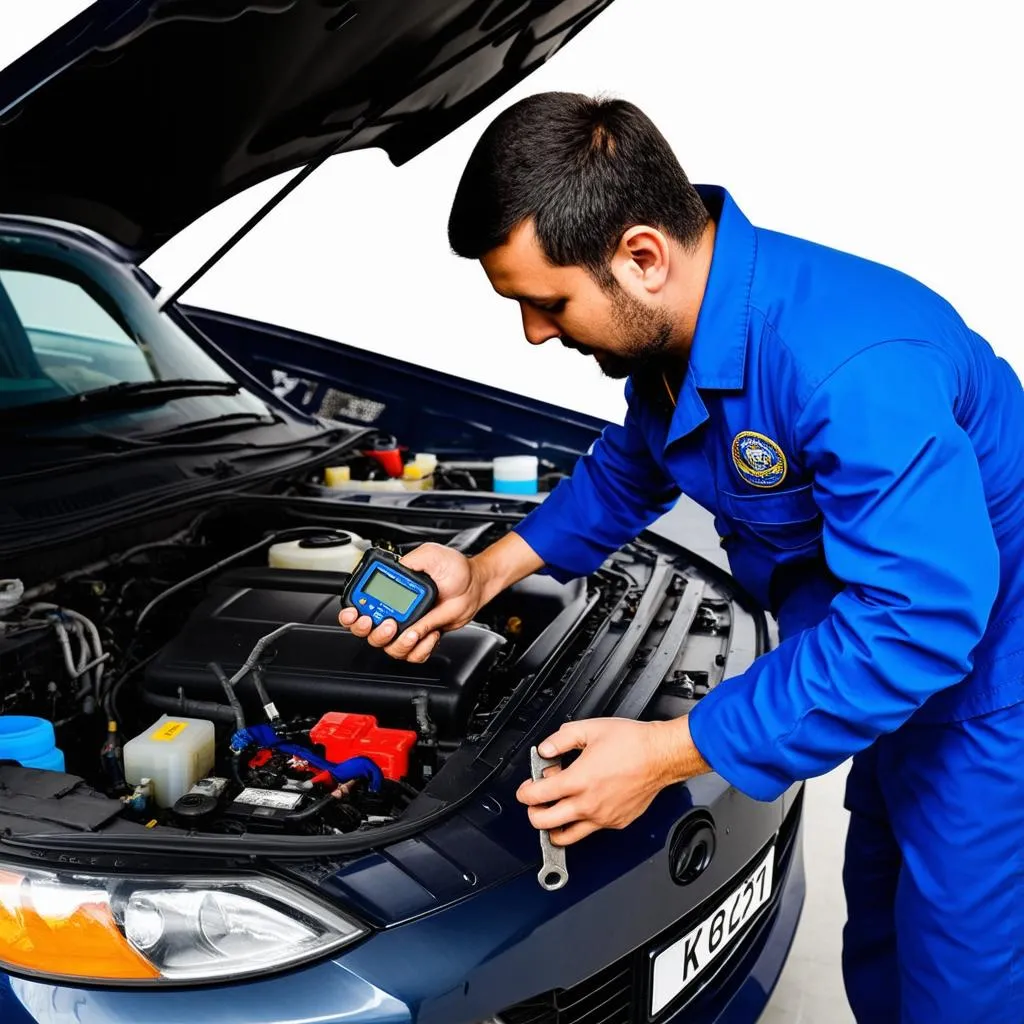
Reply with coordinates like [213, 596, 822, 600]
[123, 715, 216, 808]
[493, 455, 539, 494]
[268, 532, 369, 573]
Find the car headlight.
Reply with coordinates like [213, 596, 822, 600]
[0, 863, 365, 985]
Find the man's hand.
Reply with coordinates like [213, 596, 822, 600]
[516, 716, 711, 846]
[338, 532, 545, 663]
[338, 542, 483, 663]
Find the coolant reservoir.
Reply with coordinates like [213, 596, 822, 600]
[268, 532, 368, 573]
[123, 715, 215, 808]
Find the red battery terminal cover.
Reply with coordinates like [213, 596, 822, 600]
[248, 749, 274, 769]
[310, 713, 418, 781]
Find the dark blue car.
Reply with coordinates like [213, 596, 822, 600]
[0, 2, 805, 1021]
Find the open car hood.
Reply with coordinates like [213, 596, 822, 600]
[0, 0, 613, 258]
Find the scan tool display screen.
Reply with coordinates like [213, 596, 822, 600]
[363, 568, 418, 614]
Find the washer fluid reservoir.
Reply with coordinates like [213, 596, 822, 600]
[123, 715, 215, 807]
[268, 532, 369, 573]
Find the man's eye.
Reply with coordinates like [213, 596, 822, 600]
[538, 300, 566, 314]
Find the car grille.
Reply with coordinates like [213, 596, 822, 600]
[499, 959, 634, 1024]
[497, 789, 804, 1024]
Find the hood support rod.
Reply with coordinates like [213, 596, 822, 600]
[155, 132, 357, 312]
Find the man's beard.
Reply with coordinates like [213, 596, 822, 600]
[561, 288, 677, 381]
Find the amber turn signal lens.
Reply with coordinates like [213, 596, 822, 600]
[0, 869, 159, 980]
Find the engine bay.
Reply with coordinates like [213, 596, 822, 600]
[0, 462, 748, 851]
[0, 495, 605, 842]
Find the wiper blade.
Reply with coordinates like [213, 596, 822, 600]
[0, 379, 242, 424]
[143, 411, 284, 440]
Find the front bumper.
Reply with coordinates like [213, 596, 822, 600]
[669, 801, 805, 1024]
[1, 788, 804, 1024]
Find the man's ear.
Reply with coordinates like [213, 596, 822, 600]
[613, 225, 671, 295]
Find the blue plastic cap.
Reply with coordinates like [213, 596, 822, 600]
[0, 716, 65, 772]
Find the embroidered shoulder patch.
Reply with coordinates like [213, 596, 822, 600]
[731, 431, 788, 488]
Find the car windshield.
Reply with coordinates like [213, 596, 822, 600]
[0, 229, 272, 433]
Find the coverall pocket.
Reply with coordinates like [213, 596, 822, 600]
[718, 483, 823, 552]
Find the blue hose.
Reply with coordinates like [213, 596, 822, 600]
[230, 724, 383, 792]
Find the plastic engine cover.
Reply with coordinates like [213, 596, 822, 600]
[142, 567, 505, 737]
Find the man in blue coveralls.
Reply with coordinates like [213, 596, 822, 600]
[340, 93, 1024, 1022]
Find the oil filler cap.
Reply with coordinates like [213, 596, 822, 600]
[297, 532, 355, 549]
[669, 812, 716, 885]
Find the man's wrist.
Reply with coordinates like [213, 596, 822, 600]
[469, 548, 510, 605]
[654, 715, 712, 785]
[470, 532, 544, 604]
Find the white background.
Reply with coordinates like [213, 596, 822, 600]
[3, 0, 1021, 422]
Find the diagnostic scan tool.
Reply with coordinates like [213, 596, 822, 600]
[343, 548, 438, 629]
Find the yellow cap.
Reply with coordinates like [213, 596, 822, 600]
[324, 466, 352, 487]
[402, 464, 424, 480]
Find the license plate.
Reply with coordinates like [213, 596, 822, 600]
[650, 844, 775, 1016]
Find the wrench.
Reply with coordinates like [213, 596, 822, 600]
[530, 745, 568, 891]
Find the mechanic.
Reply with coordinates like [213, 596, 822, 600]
[340, 92, 1024, 1023]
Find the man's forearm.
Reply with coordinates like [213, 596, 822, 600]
[470, 531, 545, 603]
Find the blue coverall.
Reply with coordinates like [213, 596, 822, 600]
[515, 185, 1024, 1023]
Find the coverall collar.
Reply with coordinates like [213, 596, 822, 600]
[663, 185, 757, 445]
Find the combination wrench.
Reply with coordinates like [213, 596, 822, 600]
[530, 745, 568, 891]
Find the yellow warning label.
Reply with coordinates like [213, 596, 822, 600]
[152, 721, 188, 742]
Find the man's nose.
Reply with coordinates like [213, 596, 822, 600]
[521, 305, 560, 346]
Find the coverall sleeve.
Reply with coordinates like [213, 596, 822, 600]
[687, 339, 1000, 801]
[514, 395, 680, 582]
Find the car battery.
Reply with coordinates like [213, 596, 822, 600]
[309, 713, 417, 781]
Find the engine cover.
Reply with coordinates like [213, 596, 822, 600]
[142, 567, 505, 737]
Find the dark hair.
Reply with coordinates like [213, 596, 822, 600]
[448, 92, 708, 282]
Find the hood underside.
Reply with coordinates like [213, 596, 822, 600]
[0, 0, 613, 258]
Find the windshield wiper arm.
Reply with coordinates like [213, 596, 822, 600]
[0, 379, 242, 424]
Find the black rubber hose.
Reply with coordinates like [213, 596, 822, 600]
[209, 661, 245, 732]
[142, 688, 238, 726]
[228, 623, 301, 688]
[283, 790, 338, 823]
[230, 751, 246, 790]
[250, 665, 280, 724]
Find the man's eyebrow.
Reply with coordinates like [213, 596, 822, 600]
[510, 293, 565, 307]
